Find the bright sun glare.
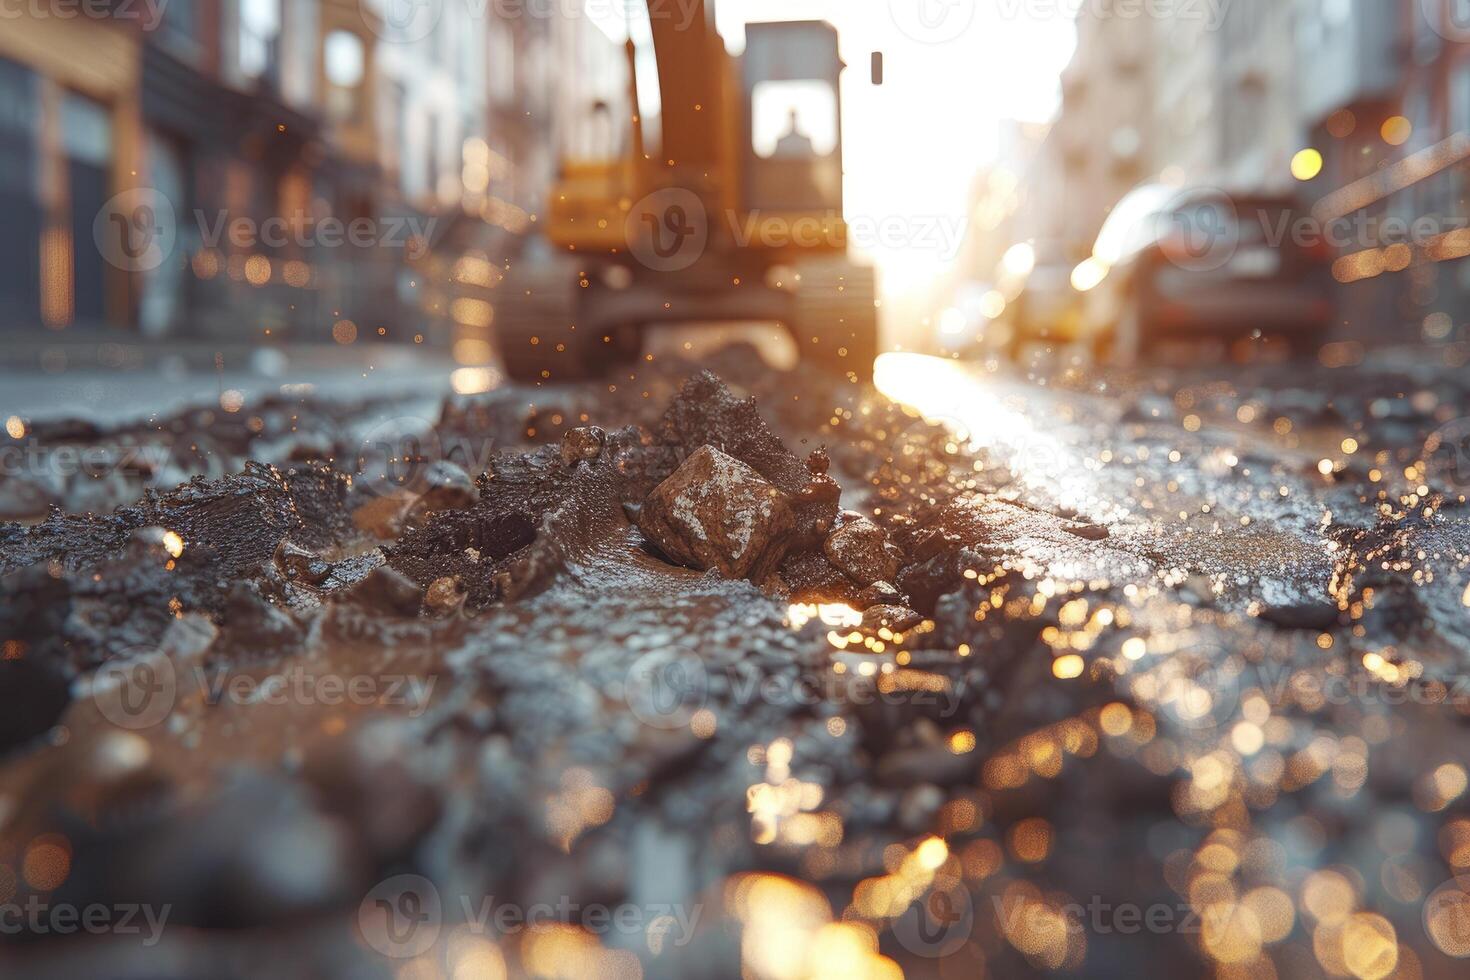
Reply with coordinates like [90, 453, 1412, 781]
[718, 1, 1078, 298]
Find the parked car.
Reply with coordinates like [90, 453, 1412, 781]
[1072, 185, 1335, 363]
[1000, 239, 1086, 359]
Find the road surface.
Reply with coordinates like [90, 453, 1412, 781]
[1, 341, 1468, 978]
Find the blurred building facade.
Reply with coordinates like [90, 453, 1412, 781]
[0, 1, 626, 353]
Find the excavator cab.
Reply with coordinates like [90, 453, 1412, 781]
[495, 9, 877, 385]
[743, 22, 844, 218]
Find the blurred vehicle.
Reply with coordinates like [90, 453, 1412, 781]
[997, 239, 1085, 359]
[1071, 185, 1334, 363]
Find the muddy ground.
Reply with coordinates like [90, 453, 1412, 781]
[2, 342, 1470, 979]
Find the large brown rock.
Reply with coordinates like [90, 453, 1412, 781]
[638, 445, 794, 581]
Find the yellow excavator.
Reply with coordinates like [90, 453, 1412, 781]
[494, 2, 878, 382]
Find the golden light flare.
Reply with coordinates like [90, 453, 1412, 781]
[1380, 116, 1412, 146]
[785, 602, 863, 631]
[445, 930, 508, 980]
[451, 367, 501, 395]
[520, 923, 642, 980]
[727, 874, 899, 980]
[1052, 654, 1085, 680]
[544, 768, 614, 850]
[1291, 147, 1324, 181]
[1340, 912, 1398, 980]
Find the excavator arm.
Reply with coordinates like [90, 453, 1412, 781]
[645, 0, 727, 174]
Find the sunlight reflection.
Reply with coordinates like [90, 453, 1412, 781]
[872, 352, 1121, 522]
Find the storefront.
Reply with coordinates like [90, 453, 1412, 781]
[0, 19, 142, 333]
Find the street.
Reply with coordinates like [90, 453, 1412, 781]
[3, 340, 1469, 977]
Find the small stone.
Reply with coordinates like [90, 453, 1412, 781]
[561, 426, 607, 466]
[806, 448, 830, 476]
[857, 581, 904, 609]
[415, 461, 479, 513]
[1064, 522, 1110, 541]
[912, 528, 962, 562]
[638, 445, 794, 581]
[861, 604, 923, 633]
[273, 539, 332, 585]
[346, 565, 423, 616]
[824, 512, 900, 586]
[424, 576, 466, 617]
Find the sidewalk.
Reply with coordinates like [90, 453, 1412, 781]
[0, 331, 460, 423]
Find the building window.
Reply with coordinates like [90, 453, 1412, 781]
[1418, 0, 1445, 64]
[1456, 61, 1470, 134]
[156, 0, 201, 62]
[239, 0, 282, 82]
[325, 30, 367, 123]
